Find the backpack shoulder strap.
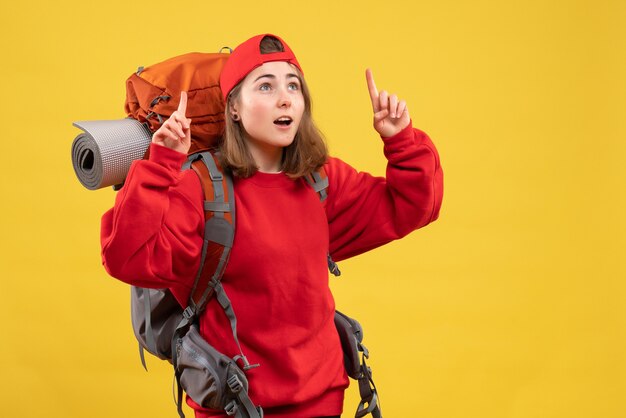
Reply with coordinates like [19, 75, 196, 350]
[186, 151, 235, 310]
[304, 166, 341, 276]
[304, 165, 329, 203]
[181, 151, 258, 371]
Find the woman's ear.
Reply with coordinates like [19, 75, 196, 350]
[229, 103, 240, 121]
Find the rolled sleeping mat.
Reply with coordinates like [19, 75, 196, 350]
[71, 118, 152, 190]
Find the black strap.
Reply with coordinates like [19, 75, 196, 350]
[355, 354, 382, 418]
[226, 374, 264, 418]
[176, 372, 185, 418]
[327, 254, 341, 277]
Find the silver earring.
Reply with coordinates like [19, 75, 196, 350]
[232, 114, 240, 121]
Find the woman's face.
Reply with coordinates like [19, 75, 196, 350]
[233, 61, 305, 153]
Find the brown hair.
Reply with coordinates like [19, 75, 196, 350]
[218, 35, 328, 179]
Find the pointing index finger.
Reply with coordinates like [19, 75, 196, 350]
[366, 68, 380, 112]
[177, 91, 188, 115]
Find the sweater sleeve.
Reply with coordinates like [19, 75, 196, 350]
[100, 143, 205, 304]
[325, 121, 443, 262]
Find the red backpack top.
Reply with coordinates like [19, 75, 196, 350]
[124, 51, 229, 153]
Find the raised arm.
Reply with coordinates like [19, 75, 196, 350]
[100, 92, 203, 304]
[326, 70, 443, 261]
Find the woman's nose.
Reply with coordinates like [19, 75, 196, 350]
[277, 88, 291, 108]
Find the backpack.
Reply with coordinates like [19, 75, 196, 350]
[125, 51, 229, 153]
[124, 51, 381, 418]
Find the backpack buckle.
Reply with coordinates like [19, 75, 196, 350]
[358, 342, 369, 358]
[146, 111, 164, 124]
[227, 374, 244, 393]
[225, 400, 238, 416]
[149, 95, 171, 108]
[208, 168, 223, 181]
[182, 306, 196, 321]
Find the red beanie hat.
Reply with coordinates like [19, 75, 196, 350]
[219, 34, 303, 100]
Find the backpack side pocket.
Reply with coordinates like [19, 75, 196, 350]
[175, 324, 247, 410]
[334, 310, 364, 379]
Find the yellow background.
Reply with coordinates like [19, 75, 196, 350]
[1, 0, 624, 417]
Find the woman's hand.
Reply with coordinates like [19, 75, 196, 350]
[151, 91, 192, 154]
[366, 69, 410, 138]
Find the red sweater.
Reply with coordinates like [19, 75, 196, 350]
[101, 122, 443, 417]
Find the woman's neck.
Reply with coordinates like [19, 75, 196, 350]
[245, 138, 284, 173]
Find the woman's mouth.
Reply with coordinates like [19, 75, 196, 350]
[274, 117, 293, 126]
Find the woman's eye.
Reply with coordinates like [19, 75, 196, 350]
[288, 83, 300, 91]
[259, 83, 271, 91]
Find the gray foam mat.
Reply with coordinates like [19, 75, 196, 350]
[71, 119, 152, 190]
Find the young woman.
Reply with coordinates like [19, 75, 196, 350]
[101, 34, 443, 418]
